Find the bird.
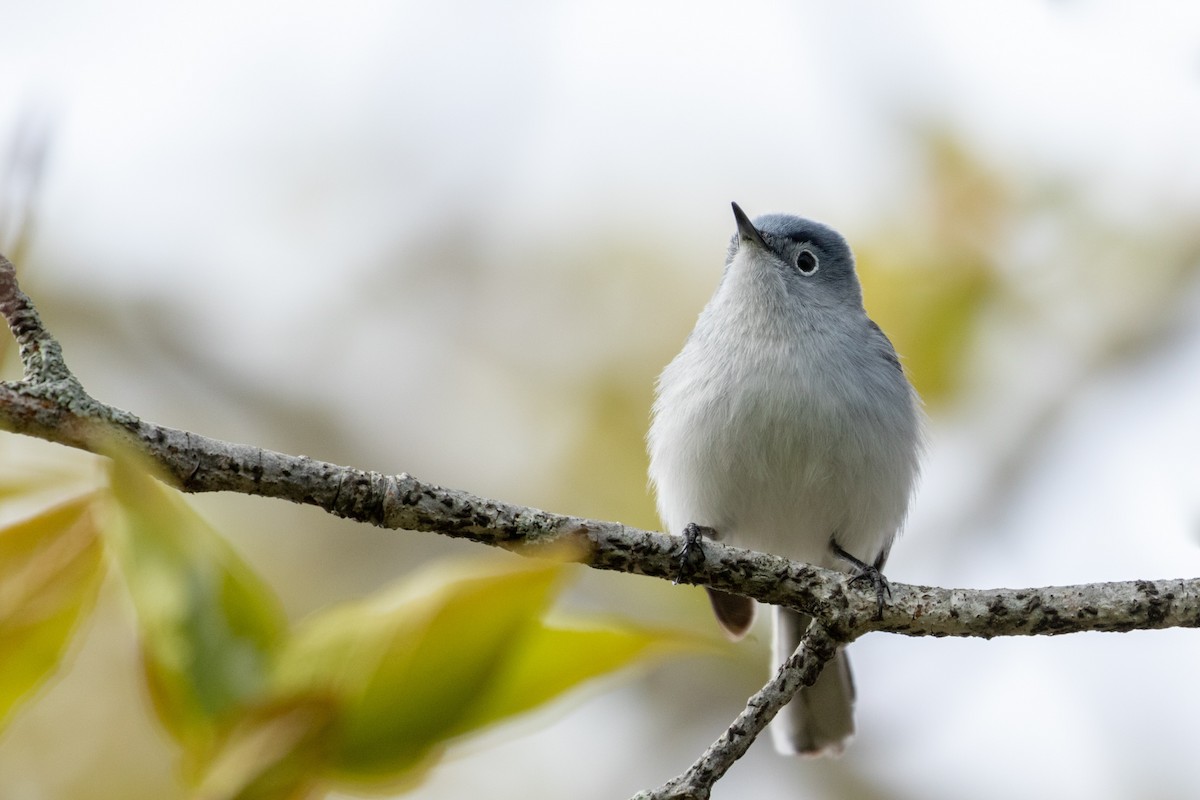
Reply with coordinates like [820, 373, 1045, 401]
[647, 202, 922, 755]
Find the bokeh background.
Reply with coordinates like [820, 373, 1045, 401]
[3, 2, 1200, 798]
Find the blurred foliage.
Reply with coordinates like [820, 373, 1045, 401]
[855, 131, 1199, 412]
[0, 450, 699, 799]
[858, 250, 993, 407]
[557, 374, 661, 532]
[856, 134, 1006, 407]
[272, 557, 698, 794]
[0, 493, 105, 729]
[107, 458, 289, 765]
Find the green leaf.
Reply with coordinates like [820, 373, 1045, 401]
[274, 558, 566, 784]
[0, 493, 105, 730]
[105, 457, 287, 760]
[266, 557, 707, 794]
[448, 618, 704, 738]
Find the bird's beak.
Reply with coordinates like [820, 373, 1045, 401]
[731, 202, 767, 251]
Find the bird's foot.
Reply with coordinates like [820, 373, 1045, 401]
[674, 523, 714, 585]
[832, 542, 891, 619]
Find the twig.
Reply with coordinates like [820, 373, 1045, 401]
[632, 621, 839, 800]
[0, 253, 72, 383]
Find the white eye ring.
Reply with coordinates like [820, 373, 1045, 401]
[795, 249, 819, 275]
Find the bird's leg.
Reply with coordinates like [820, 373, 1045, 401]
[831, 541, 891, 619]
[674, 523, 715, 584]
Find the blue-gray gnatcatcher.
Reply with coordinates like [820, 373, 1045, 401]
[648, 203, 922, 755]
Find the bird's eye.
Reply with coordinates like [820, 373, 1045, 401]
[795, 249, 819, 275]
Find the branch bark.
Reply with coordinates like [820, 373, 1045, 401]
[632, 621, 840, 800]
[4, 252, 1200, 799]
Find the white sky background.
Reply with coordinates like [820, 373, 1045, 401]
[3, 2, 1200, 799]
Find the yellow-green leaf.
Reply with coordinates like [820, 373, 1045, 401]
[448, 619, 705, 738]
[274, 558, 566, 784]
[0, 493, 105, 729]
[267, 557, 707, 795]
[105, 457, 287, 758]
[194, 694, 337, 800]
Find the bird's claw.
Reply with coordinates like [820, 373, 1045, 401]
[832, 542, 892, 620]
[848, 565, 892, 619]
[674, 523, 713, 584]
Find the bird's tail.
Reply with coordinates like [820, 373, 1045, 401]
[770, 606, 856, 756]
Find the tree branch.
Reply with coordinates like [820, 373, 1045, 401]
[632, 621, 840, 800]
[4, 252, 1200, 796]
[3, 254, 1197, 640]
[4, 359, 1196, 638]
